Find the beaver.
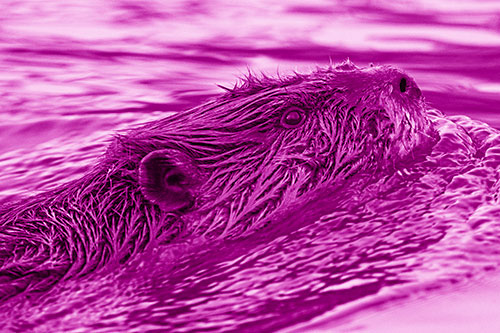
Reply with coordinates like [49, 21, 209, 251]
[0, 60, 433, 301]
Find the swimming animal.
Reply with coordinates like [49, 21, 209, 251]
[0, 60, 434, 301]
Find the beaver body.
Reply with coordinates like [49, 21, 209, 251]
[0, 60, 433, 301]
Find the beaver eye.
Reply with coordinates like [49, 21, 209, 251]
[399, 77, 407, 93]
[281, 107, 305, 128]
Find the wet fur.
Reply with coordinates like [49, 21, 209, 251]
[0, 61, 433, 300]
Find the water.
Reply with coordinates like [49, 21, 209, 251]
[1, 0, 500, 331]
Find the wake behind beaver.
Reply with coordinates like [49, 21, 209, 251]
[0, 60, 435, 303]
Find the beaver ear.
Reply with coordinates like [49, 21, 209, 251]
[139, 149, 198, 211]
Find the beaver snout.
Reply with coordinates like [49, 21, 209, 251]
[394, 75, 422, 100]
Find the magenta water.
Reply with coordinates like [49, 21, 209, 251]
[1, 1, 500, 332]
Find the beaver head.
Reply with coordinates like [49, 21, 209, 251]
[107, 60, 432, 238]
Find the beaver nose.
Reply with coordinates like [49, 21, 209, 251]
[395, 76, 422, 99]
[399, 77, 407, 93]
[412, 87, 422, 99]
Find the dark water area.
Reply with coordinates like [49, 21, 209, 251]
[1, 0, 500, 332]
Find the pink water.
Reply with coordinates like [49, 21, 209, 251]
[1, 0, 500, 332]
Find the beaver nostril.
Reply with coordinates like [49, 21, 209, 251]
[399, 77, 407, 93]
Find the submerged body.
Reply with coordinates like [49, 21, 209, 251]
[0, 61, 434, 301]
